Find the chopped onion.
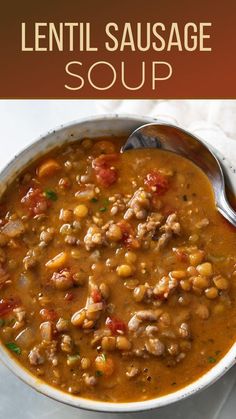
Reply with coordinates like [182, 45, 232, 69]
[2, 220, 25, 238]
[18, 273, 32, 289]
[75, 187, 95, 201]
[15, 327, 34, 349]
[40, 321, 52, 341]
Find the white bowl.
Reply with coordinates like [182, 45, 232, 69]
[0, 114, 236, 413]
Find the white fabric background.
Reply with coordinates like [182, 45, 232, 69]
[98, 100, 236, 162]
[0, 99, 236, 419]
[0, 100, 236, 170]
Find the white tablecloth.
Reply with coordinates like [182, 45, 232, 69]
[0, 99, 236, 419]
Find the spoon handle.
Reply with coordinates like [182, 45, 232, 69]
[121, 131, 161, 152]
[217, 193, 236, 228]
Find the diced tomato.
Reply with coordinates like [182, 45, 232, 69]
[117, 220, 140, 249]
[91, 289, 102, 303]
[96, 167, 118, 188]
[92, 154, 119, 168]
[39, 308, 58, 321]
[124, 235, 140, 249]
[21, 187, 50, 216]
[175, 249, 189, 263]
[118, 220, 132, 247]
[0, 298, 20, 316]
[144, 170, 169, 195]
[106, 316, 127, 335]
[92, 154, 119, 188]
[117, 220, 132, 234]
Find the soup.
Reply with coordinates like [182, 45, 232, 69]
[0, 137, 236, 402]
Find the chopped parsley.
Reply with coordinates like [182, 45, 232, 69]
[6, 342, 21, 355]
[0, 319, 5, 327]
[103, 198, 109, 206]
[91, 197, 98, 203]
[99, 198, 110, 212]
[208, 356, 216, 363]
[95, 370, 103, 377]
[44, 189, 58, 201]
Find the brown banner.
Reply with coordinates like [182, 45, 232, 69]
[0, 0, 235, 98]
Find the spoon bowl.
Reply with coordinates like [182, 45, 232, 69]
[121, 122, 236, 228]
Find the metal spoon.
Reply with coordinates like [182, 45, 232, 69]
[121, 122, 236, 227]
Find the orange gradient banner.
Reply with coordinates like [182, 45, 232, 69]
[0, 0, 235, 98]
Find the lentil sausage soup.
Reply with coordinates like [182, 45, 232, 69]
[0, 136, 236, 403]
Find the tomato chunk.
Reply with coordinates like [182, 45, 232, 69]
[92, 154, 119, 187]
[117, 220, 140, 249]
[21, 187, 49, 216]
[0, 298, 20, 316]
[92, 154, 119, 168]
[145, 170, 169, 195]
[175, 249, 189, 263]
[96, 167, 118, 188]
[40, 308, 58, 321]
[106, 316, 127, 335]
[91, 289, 102, 303]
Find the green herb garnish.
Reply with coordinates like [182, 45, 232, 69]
[6, 342, 21, 355]
[0, 319, 5, 327]
[103, 198, 109, 206]
[91, 197, 98, 203]
[98, 198, 110, 212]
[208, 356, 216, 363]
[44, 189, 58, 201]
[95, 370, 103, 377]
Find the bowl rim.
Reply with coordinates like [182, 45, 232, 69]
[0, 112, 236, 413]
